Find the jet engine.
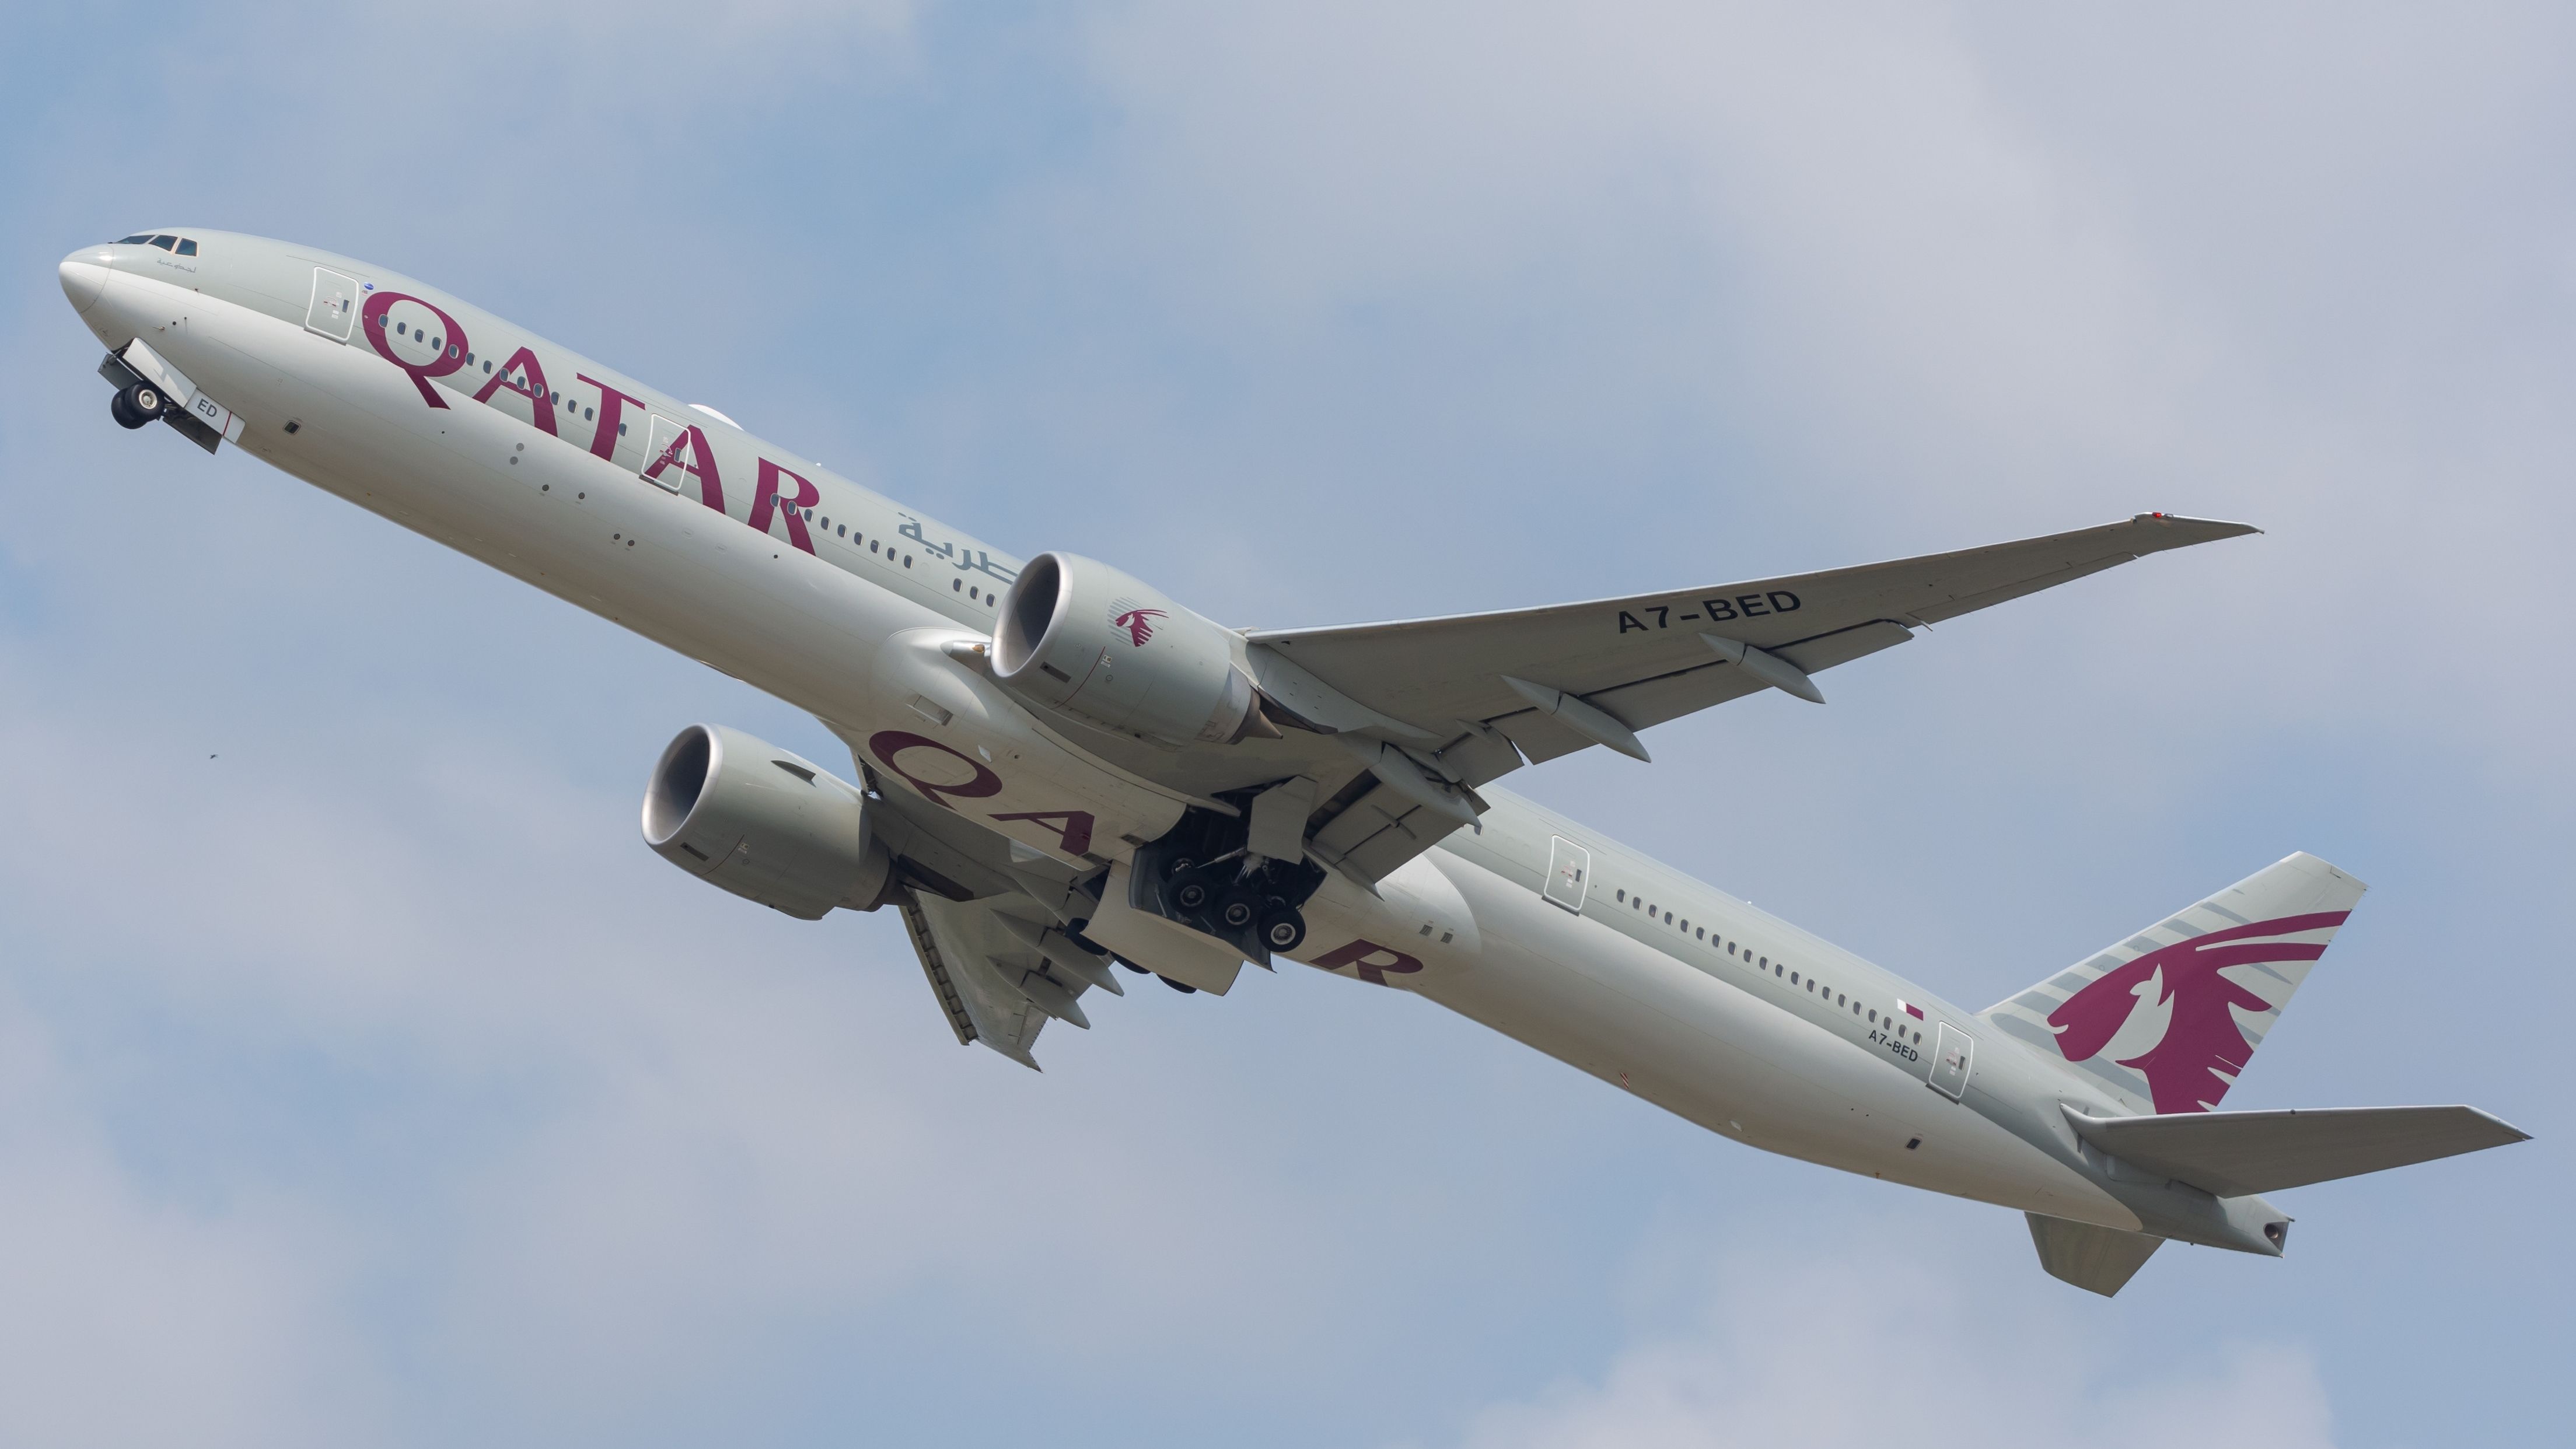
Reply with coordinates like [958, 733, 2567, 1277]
[991, 552, 1261, 744]
[642, 723, 893, 919]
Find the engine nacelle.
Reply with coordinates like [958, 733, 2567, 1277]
[992, 552, 1257, 744]
[642, 724, 893, 919]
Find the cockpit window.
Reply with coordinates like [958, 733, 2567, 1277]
[149, 235, 177, 251]
[117, 233, 152, 244]
[175, 239, 197, 256]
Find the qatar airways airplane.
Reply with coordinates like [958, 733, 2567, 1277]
[58, 229, 2526, 1296]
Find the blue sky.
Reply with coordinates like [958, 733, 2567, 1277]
[0, 4, 2565, 1445]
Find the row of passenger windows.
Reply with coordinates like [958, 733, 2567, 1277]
[1612, 887, 1924, 1044]
[792, 509, 997, 605]
[372, 313, 1003, 615]
[118, 233, 198, 256]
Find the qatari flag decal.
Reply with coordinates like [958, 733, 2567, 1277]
[1896, 1000, 1926, 1020]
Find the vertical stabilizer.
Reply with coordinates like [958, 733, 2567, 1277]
[1984, 853, 2367, 1114]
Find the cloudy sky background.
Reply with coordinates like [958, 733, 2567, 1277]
[1, 3, 2564, 1444]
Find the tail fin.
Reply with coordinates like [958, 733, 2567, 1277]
[1983, 853, 2367, 1114]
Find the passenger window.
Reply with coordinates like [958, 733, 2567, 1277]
[149, 235, 176, 250]
[1616, 890, 1625, 902]
[838, 524, 847, 537]
[176, 239, 197, 257]
[952, 579, 962, 592]
[485, 360, 494, 373]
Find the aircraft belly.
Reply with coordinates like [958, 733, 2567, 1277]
[1411, 853, 2135, 1227]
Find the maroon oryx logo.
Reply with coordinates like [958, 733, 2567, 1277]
[2047, 912, 2346, 1113]
[1109, 598, 1166, 647]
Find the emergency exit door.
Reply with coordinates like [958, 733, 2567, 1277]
[1543, 836, 1590, 913]
[305, 268, 358, 341]
[1928, 1023, 1974, 1100]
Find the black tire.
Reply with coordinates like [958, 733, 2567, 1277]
[1218, 888, 1260, 931]
[123, 382, 163, 416]
[1170, 877, 1210, 912]
[109, 391, 150, 430]
[1111, 954, 1149, 975]
[1157, 974, 1199, 995]
[1260, 909, 1307, 953]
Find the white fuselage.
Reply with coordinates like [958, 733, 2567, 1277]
[58, 233, 2162, 1236]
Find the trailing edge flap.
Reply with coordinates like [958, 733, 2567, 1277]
[2062, 1104, 2532, 1199]
[2026, 1213, 2163, 1298]
[1245, 514, 2255, 768]
[896, 887, 1105, 1070]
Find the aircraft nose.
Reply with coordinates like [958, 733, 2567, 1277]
[58, 250, 109, 314]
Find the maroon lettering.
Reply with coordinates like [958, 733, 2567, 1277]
[866, 730, 1003, 810]
[990, 810, 1096, 857]
[1309, 938, 1426, 986]
[472, 345, 557, 435]
[578, 373, 649, 462]
[642, 422, 727, 513]
[752, 459, 820, 555]
[359, 291, 469, 408]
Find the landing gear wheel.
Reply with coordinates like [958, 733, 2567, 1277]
[1156, 974, 1199, 995]
[123, 382, 163, 418]
[109, 390, 151, 429]
[1169, 877, 1211, 913]
[1218, 887, 1261, 932]
[1260, 909, 1307, 953]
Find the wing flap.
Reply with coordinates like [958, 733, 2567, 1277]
[2064, 1104, 2532, 1198]
[897, 888, 1119, 1070]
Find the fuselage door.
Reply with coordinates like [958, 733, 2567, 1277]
[1543, 835, 1590, 914]
[1928, 1023, 1974, 1100]
[639, 414, 690, 491]
[305, 268, 358, 341]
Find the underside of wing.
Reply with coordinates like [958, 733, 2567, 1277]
[1249, 513, 2255, 765]
[894, 885, 1120, 1070]
[1242, 513, 2255, 881]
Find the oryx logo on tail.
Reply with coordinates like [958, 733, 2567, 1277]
[2047, 912, 2348, 1113]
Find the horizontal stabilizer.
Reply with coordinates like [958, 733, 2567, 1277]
[2026, 1213, 2164, 1297]
[2064, 1104, 2531, 1198]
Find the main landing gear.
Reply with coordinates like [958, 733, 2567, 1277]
[1131, 802, 1325, 965]
[109, 381, 163, 430]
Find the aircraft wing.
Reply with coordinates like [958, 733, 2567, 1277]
[893, 887, 1119, 1071]
[1250, 513, 2256, 770]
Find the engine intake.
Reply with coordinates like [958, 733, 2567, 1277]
[992, 551, 1257, 744]
[642, 723, 892, 919]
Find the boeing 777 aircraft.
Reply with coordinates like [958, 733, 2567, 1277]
[56, 230, 2527, 1296]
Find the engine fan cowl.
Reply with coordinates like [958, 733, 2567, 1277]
[991, 551, 1257, 744]
[642, 723, 893, 919]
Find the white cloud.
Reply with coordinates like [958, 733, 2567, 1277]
[1442, 1226, 2336, 1449]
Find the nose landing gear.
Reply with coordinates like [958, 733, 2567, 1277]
[109, 381, 162, 430]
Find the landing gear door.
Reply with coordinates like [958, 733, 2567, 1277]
[1543, 835, 1590, 913]
[305, 268, 358, 341]
[639, 414, 690, 491]
[1928, 1023, 1974, 1100]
